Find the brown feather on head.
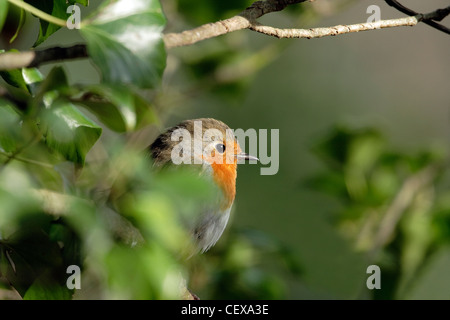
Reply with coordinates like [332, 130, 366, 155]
[149, 118, 238, 166]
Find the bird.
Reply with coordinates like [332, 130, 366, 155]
[149, 118, 258, 254]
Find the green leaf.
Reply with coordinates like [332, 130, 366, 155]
[33, 66, 102, 164]
[23, 273, 73, 300]
[176, 0, 253, 25]
[0, 0, 8, 32]
[36, 65, 68, 98]
[42, 99, 102, 165]
[304, 171, 347, 199]
[0, 228, 64, 297]
[49, 223, 82, 268]
[80, 0, 167, 88]
[0, 99, 22, 153]
[68, 0, 89, 6]
[0, 60, 44, 95]
[105, 244, 181, 299]
[77, 84, 156, 132]
[36, 66, 77, 105]
[25, 0, 69, 47]
[313, 127, 383, 169]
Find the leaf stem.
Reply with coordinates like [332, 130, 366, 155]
[8, 0, 67, 28]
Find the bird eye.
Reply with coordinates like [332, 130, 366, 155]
[215, 143, 226, 154]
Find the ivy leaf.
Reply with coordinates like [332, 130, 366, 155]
[42, 98, 102, 165]
[76, 84, 157, 132]
[176, 0, 253, 25]
[23, 273, 73, 300]
[0, 53, 44, 95]
[35, 65, 69, 99]
[49, 223, 82, 268]
[68, 0, 89, 6]
[26, 66, 102, 165]
[0, 99, 22, 153]
[80, 0, 167, 88]
[0, 228, 64, 297]
[0, 0, 8, 32]
[25, 0, 69, 47]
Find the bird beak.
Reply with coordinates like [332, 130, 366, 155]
[236, 152, 259, 163]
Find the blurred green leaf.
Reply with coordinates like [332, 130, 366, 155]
[0, 60, 44, 95]
[126, 191, 192, 254]
[313, 127, 383, 169]
[105, 244, 181, 299]
[176, 0, 253, 25]
[77, 84, 156, 132]
[42, 98, 102, 165]
[27, 66, 102, 164]
[0, 99, 21, 153]
[49, 222, 82, 268]
[239, 228, 303, 276]
[23, 273, 72, 300]
[305, 171, 347, 199]
[0, 0, 8, 32]
[370, 166, 400, 201]
[313, 127, 354, 168]
[0, 228, 64, 297]
[36, 65, 68, 97]
[0, 250, 8, 280]
[407, 150, 443, 172]
[81, 0, 166, 88]
[153, 167, 220, 202]
[68, 0, 89, 6]
[348, 133, 383, 172]
[25, 0, 69, 47]
[0, 168, 39, 227]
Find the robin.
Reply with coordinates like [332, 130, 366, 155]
[149, 118, 258, 254]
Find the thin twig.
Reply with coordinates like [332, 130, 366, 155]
[164, 0, 308, 48]
[0, 45, 88, 70]
[249, 16, 418, 39]
[385, 0, 450, 35]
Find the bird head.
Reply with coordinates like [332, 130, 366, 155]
[149, 118, 258, 209]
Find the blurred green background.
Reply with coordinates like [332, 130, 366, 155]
[1, 0, 450, 299]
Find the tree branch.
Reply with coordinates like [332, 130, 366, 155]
[163, 0, 309, 48]
[248, 5, 450, 39]
[249, 16, 418, 39]
[0, 1, 448, 71]
[0, 44, 88, 70]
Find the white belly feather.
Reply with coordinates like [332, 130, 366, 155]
[193, 206, 231, 253]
